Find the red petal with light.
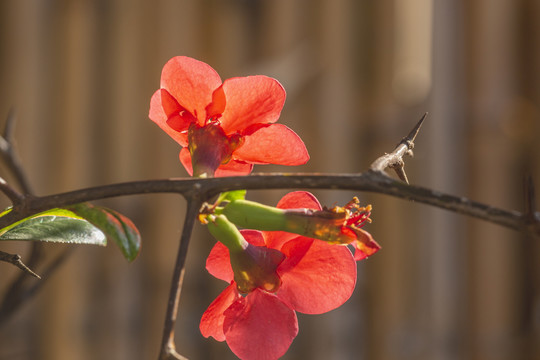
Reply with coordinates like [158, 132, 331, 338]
[234, 123, 309, 166]
[265, 191, 321, 250]
[217, 76, 286, 134]
[206, 241, 234, 283]
[160, 56, 222, 125]
[214, 160, 254, 177]
[239, 230, 267, 246]
[223, 289, 298, 360]
[276, 238, 356, 314]
[179, 147, 194, 176]
[149, 89, 190, 145]
[276, 191, 322, 211]
[353, 228, 381, 261]
[200, 284, 240, 341]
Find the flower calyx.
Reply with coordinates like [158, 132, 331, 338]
[188, 120, 244, 177]
[206, 214, 284, 294]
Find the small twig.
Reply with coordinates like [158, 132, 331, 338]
[21, 247, 73, 296]
[0, 176, 25, 206]
[0, 250, 41, 279]
[3, 108, 16, 143]
[0, 109, 34, 195]
[159, 197, 201, 360]
[370, 113, 427, 183]
[0, 247, 75, 323]
[0, 109, 45, 325]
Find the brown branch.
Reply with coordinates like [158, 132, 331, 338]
[0, 109, 34, 195]
[0, 172, 532, 236]
[0, 176, 25, 205]
[159, 198, 200, 360]
[0, 248, 75, 323]
[0, 109, 46, 325]
[0, 250, 41, 279]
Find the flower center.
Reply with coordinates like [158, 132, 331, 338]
[343, 198, 372, 229]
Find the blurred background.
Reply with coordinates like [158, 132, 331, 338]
[0, 0, 539, 359]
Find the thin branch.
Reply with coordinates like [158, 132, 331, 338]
[0, 109, 45, 325]
[0, 109, 34, 195]
[0, 176, 25, 205]
[0, 109, 40, 277]
[0, 172, 533, 236]
[0, 247, 74, 323]
[159, 197, 200, 360]
[2, 107, 17, 144]
[0, 250, 41, 279]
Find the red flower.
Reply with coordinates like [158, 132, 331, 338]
[149, 56, 309, 177]
[200, 192, 357, 360]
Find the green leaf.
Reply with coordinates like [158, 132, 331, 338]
[67, 203, 141, 262]
[0, 209, 106, 245]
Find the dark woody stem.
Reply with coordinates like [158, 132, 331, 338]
[0, 172, 534, 235]
[159, 197, 200, 360]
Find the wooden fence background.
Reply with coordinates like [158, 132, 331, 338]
[0, 0, 539, 359]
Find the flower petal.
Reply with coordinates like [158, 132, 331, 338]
[160, 56, 222, 124]
[200, 284, 241, 341]
[214, 160, 254, 177]
[223, 289, 298, 360]
[206, 241, 234, 283]
[265, 191, 321, 250]
[233, 124, 309, 165]
[352, 228, 381, 261]
[276, 191, 322, 211]
[149, 89, 190, 145]
[239, 230, 267, 246]
[277, 238, 356, 314]
[179, 147, 194, 176]
[216, 76, 286, 134]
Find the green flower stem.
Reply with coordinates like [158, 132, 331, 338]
[221, 200, 288, 231]
[206, 214, 248, 252]
[223, 199, 351, 244]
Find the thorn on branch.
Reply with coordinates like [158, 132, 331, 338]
[0, 250, 41, 279]
[404, 112, 426, 145]
[369, 113, 427, 184]
[390, 160, 409, 184]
